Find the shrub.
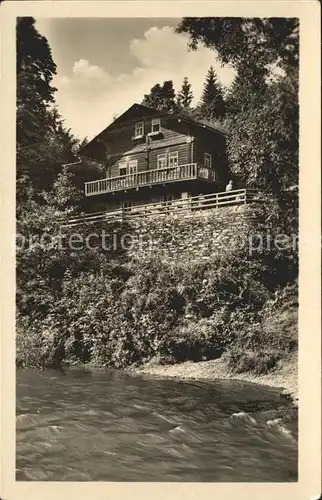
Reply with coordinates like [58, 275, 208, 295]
[226, 346, 281, 374]
[16, 201, 298, 372]
[16, 317, 65, 368]
[158, 310, 234, 363]
[226, 282, 298, 374]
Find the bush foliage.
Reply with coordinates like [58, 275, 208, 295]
[16, 204, 298, 371]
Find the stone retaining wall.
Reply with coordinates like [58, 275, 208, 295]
[124, 204, 258, 262]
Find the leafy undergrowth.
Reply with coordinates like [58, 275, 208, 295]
[225, 283, 298, 374]
[16, 209, 298, 375]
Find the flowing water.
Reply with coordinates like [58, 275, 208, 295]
[16, 368, 297, 482]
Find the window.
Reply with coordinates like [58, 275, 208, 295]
[161, 195, 175, 210]
[134, 121, 144, 138]
[157, 154, 167, 169]
[161, 195, 174, 203]
[128, 159, 138, 175]
[119, 162, 127, 176]
[204, 153, 212, 169]
[168, 151, 179, 167]
[151, 118, 161, 134]
[122, 200, 132, 210]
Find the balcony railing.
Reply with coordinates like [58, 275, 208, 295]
[65, 189, 260, 227]
[84, 163, 216, 196]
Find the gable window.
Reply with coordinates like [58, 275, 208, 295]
[151, 118, 161, 134]
[134, 121, 144, 138]
[157, 154, 167, 169]
[204, 153, 212, 169]
[168, 151, 179, 168]
[119, 162, 127, 176]
[128, 159, 138, 175]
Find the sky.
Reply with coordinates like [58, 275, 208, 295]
[35, 18, 235, 141]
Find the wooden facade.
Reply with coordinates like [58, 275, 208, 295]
[80, 103, 230, 211]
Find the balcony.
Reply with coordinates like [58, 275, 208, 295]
[84, 163, 216, 197]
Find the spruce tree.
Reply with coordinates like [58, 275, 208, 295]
[177, 76, 194, 109]
[199, 66, 225, 119]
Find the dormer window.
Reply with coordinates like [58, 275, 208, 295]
[151, 118, 161, 133]
[134, 121, 144, 138]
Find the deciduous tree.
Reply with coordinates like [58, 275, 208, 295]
[17, 17, 78, 197]
[142, 80, 177, 113]
[177, 17, 299, 194]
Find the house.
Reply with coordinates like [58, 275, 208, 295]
[79, 103, 231, 212]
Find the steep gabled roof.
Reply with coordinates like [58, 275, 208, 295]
[80, 103, 228, 155]
[180, 115, 228, 137]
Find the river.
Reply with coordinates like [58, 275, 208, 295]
[16, 368, 297, 482]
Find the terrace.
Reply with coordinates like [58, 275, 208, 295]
[66, 189, 259, 227]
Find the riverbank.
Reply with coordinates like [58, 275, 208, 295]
[131, 353, 298, 406]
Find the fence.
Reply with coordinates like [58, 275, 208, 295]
[64, 189, 259, 227]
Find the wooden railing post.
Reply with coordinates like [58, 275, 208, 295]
[66, 189, 262, 226]
[85, 162, 218, 196]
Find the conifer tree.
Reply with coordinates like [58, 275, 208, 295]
[199, 66, 225, 119]
[177, 76, 194, 109]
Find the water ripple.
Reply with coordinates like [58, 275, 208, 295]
[16, 368, 298, 482]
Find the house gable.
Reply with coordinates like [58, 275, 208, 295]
[80, 103, 227, 162]
[81, 104, 166, 159]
